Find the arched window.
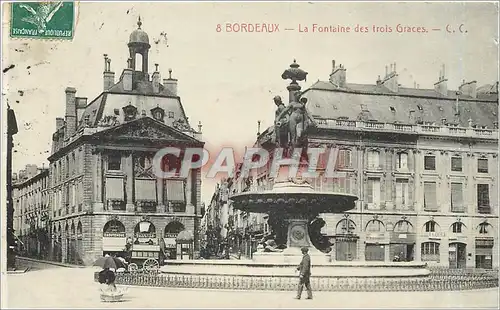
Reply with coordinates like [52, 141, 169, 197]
[394, 220, 414, 233]
[451, 222, 465, 234]
[365, 219, 385, 232]
[134, 221, 156, 238]
[70, 222, 75, 236]
[478, 222, 493, 236]
[335, 218, 356, 235]
[77, 221, 83, 237]
[421, 241, 440, 262]
[103, 220, 126, 237]
[424, 220, 439, 233]
[164, 221, 185, 238]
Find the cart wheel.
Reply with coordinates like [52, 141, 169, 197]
[128, 263, 138, 272]
[143, 258, 159, 272]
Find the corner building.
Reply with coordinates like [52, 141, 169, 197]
[251, 61, 498, 268]
[48, 20, 203, 265]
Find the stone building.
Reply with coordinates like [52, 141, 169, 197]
[222, 61, 498, 268]
[47, 19, 203, 265]
[12, 165, 50, 259]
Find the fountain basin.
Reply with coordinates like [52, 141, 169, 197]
[160, 259, 430, 278]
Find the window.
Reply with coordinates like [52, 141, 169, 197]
[478, 158, 488, 173]
[65, 156, 70, 177]
[451, 183, 464, 212]
[395, 179, 409, 207]
[72, 153, 76, 175]
[452, 222, 463, 233]
[424, 156, 436, 170]
[451, 157, 462, 172]
[366, 178, 381, 206]
[367, 151, 380, 168]
[477, 184, 490, 214]
[397, 152, 408, 170]
[337, 149, 351, 168]
[168, 111, 175, 119]
[366, 219, 384, 232]
[421, 242, 440, 262]
[479, 223, 489, 234]
[390, 106, 396, 113]
[425, 221, 436, 232]
[108, 154, 121, 171]
[423, 182, 437, 211]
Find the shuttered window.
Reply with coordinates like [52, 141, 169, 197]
[397, 153, 408, 169]
[135, 179, 157, 201]
[165, 179, 185, 202]
[367, 178, 380, 205]
[451, 183, 464, 212]
[337, 150, 351, 168]
[424, 182, 437, 211]
[396, 179, 409, 207]
[106, 177, 124, 200]
[477, 184, 490, 213]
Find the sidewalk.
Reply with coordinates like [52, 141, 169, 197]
[15, 256, 85, 269]
[5, 263, 499, 308]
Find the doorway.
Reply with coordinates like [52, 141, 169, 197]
[449, 242, 467, 269]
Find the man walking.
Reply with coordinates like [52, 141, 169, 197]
[296, 247, 313, 300]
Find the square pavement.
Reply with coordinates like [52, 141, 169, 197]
[4, 265, 499, 308]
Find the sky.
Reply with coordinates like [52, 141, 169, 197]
[2, 1, 499, 204]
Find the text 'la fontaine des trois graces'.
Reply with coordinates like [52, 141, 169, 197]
[222, 23, 429, 33]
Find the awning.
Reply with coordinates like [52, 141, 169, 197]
[163, 237, 176, 248]
[102, 237, 126, 251]
[176, 230, 194, 243]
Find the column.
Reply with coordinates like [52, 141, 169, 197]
[125, 153, 135, 212]
[93, 153, 104, 212]
[185, 171, 194, 214]
[156, 178, 165, 213]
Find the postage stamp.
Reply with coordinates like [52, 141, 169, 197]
[10, 1, 74, 40]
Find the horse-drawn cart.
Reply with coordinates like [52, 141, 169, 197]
[127, 244, 163, 272]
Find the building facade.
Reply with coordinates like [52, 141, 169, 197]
[47, 19, 203, 265]
[13, 165, 50, 259]
[215, 61, 499, 268]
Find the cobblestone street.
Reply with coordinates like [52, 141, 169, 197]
[4, 262, 499, 308]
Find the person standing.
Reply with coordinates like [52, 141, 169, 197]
[296, 247, 313, 300]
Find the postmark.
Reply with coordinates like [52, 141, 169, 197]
[10, 1, 75, 40]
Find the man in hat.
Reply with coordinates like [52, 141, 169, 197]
[295, 247, 313, 300]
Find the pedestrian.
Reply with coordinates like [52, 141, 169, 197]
[295, 247, 313, 300]
[98, 267, 117, 293]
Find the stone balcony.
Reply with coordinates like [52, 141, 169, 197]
[315, 118, 498, 140]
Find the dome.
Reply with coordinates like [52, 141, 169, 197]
[129, 17, 150, 45]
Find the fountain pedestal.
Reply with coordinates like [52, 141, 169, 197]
[252, 217, 331, 264]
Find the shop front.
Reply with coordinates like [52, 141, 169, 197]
[335, 235, 358, 261]
[176, 230, 194, 260]
[475, 238, 494, 269]
[449, 241, 467, 269]
[102, 219, 127, 256]
[365, 233, 388, 261]
[389, 232, 416, 262]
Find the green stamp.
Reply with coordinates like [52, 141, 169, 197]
[10, 2, 75, 40]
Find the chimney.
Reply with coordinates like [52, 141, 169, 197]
[152, 63, 161, 94]
[381, 62, 398, 92]
[65, 87, 77, 139]
[75, 97, 87, 124]
[163, 68, 178, 96]
[433, 64, 448, 96]
[103, 54, 115, 91]
[122, 58, 133, 91]
[329, 60, 347, 88]
[56, 117, 65, 130]
[458, 80, 477, 98]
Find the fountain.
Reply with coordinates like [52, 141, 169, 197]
[155, 60, 433, 289]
